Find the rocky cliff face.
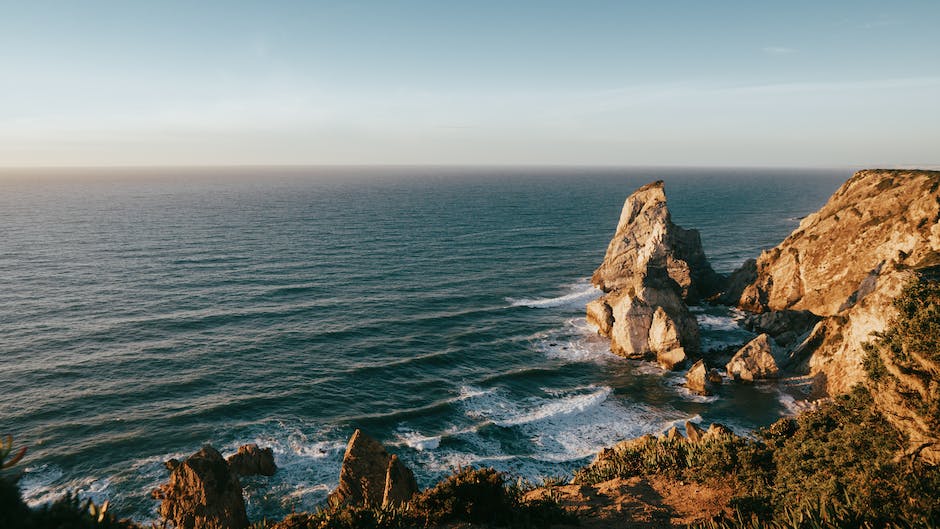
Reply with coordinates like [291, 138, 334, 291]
[587, 181, 723, 368]
[152, 446, 249, 529]
[327, 429, 418, 509]
[726, 169, 940, 395]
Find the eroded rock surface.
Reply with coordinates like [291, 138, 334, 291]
[686, 359, 721, 395]
[227, 443, 277, 477]
[726, 333, 780, 381]
[328, 429, 418, 509]
[725, 170, 940, 395]
[589, 181, 723, 366]
[152, 445, 248, 529]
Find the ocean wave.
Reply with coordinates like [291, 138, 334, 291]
[506, 279, 600, 309]
[392, 428, 442, 451]
[20, 464, 111, 508]
[531, 318, 618, 364]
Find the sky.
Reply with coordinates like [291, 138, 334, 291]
[1, 1, 938, 167]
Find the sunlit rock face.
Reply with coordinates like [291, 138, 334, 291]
[588, 181, 723, 367]
[724, 169, 940, 395]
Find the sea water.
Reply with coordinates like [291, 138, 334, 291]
[0, 166, 846, 521]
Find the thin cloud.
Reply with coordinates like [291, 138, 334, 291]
[762, 46, 797, 55]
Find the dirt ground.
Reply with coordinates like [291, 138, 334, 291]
[523, 475, 734, 528]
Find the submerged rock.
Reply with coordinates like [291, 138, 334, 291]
[726, 334, 780, 381]
[328, 429, 418, 509]
[227, 443, 277, 477]
[589, 181, 723, 363]
[152, 445, 248, 529]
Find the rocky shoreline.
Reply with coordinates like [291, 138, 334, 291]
[3, 169, 938, 528]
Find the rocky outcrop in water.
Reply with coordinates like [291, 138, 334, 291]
[723, 169, 940, 395]
[686, 359, 722, 395]
[152, 446, 249, 529]
[588, 181, 723, 368]
[227, 443, 277, 477]
[726, 334, 781, 381]
[327, 429, 418, 509]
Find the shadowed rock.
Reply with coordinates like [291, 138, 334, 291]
[686, 359, 721, 395]
[152, 445, 248, 529]
[328, 429, 418, 509]
[227, 443, 277, 477]
[726, 334, 781, 381]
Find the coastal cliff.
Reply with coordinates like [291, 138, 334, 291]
[726, 170, 940, 395]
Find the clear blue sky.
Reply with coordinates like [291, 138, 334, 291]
[2, 1, 938, 167]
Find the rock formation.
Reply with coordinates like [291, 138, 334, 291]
[588, 181, 723, 367]
[726, 334, 781, 381]
[686, 359, 721, 395]
[723, 169, 940, 394]
[227, 443, 277, 477]
[152, 446, 249, 529]
[685, 421, 706, 443]
[327, 429, 418, 509]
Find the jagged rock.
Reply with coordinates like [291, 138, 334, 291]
[726, 334, 780, 381]
[685, 421, 706, 443]
[664, 426, 682, 441]
[650, 307, 688, 370]
[328, 429, 417, 509]
[702, 423, 733, 441]
[382, 455, 419, 508]
[590, 181, 722, 362]
[586, 298, 614, 335]
[227, 443, 277, 477]
[735, 170, 940, 316]
[741, 310, 821, 347]
[728, 170, 940, 394]
[592, 181, 724, 303]
[152, 445, 248, 529]
[686, 359, 719, 395]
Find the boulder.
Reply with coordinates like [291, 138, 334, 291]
[726, 334, 780, 381]
[227, 443, 277, 477]
[152, 445, 248, 529]
[328, 430, 418, 509]
[686, 359, 720, 395]
[589, 181, 722, 362]
[585, 298, 614, 335]
[685, 421, 706, 443]
[650, 307, 688, 370]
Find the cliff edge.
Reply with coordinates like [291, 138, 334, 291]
[723, 169, 940, 396]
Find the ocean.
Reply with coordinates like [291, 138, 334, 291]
[0, 166, 847, 522]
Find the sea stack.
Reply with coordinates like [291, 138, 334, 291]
[152, 446, 249, 529]
[327, 429, 418, 509]
[587, 181, 723, 367]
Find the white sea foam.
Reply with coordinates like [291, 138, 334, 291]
[413, 383, 695, 477]
[393, 428, 442, 451]
[20, 464, 111, 508]
[506, 279, 600, 310]
[533, 318, 617, 364]
[696, 313, 744, 332]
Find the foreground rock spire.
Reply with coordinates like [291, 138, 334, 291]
[587, 181, 723, 368]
